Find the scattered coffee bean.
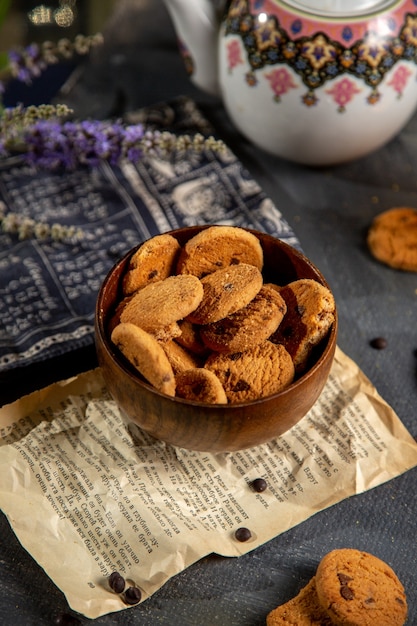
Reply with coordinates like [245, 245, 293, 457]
[370, 337, 387, 350]
[108, 571, 125, 594]
[252, 478, 267, 493]
[124, 586, 142, 605]
[234, 527, 252, 542]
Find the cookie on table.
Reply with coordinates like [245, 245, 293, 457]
[187, 263, 263, 325]
[111, 323, 175, 396]
[176, 225, 264, 277]
[120, 274, 204, 334]
[200, 284, 287, 353]
[367, 207, 417, 272]
[266, 577, 333, 626]
[122, 233, 181, 295]
[175, 368, 228, 404]
[315, 548, 408, 626]
[205, 341, 294, 403]
[271, 278, 335, 374]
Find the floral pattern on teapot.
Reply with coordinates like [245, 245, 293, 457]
[223, 0, 417, 110]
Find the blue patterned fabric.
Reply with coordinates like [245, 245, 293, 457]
[0, 98, 299, 372]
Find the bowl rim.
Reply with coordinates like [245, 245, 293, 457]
[95, 225, 338, 410]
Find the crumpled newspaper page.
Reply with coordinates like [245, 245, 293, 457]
[0, 346, 416, 619]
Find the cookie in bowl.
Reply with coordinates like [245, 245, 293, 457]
[95, 225, 337, 452]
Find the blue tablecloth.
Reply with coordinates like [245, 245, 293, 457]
[0, 97, 299, 372]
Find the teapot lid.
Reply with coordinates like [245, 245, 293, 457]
[281, 0, 398, 17]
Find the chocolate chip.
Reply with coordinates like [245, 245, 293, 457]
[124, 586, 142, 605]
[364, 597, 375, 604]
[148, 269, 158, 279]
[337, 573, 353, 585]
[233, 379, 251, 392]
[252, 478, 267, 492]
[396, 597, 406, 605]
[370, 337, 387, 349]
[108, 571, 125, 594]
[234, 527, 252, 542]
[340, 585, 355, 600]
[337, 572, 354, 600]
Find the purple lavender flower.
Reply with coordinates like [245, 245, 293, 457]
[20, 119, 146, 170]
[8, 49, 34, 84]
[124, 125, 145, 162]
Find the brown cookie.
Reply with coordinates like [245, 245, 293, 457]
[367, 207, 417, 272]
[175, 368, 228, 404]
[200, 285, 287, 353]
[122, 233, 181, 295]
[120, 274, 204, 333]
[111, 323, 175, 396]
[176, 319, 210, 356]
[315, 548, 408, 626]
[267, 577, 333, 626]
[176, 225, 263, 277]
[271, 279, 335, 374]
[162, 340, 202, 375]
[187, 263, 263, 325]
[149, 322, 181, 343]
[205, 341, 294, 403]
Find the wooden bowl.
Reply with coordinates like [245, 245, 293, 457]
[95, 226, 337, 452]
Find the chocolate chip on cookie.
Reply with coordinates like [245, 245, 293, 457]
[315, 549, 408, 626]
[187, 263, 263, 325]
[175, 368, 228, 404]
[271, 278, 335, 374]
[176, 225, 263, 277]
[267, 549, 407, 626]
[200, 284, 287, 353]
[111, 322, 176, 396]
[123, 233, 181, 294]
[367, 207, 417, 272]
[205, 341, 294, 403]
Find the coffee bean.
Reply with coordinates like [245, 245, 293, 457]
[234, 527, 252, 542]
[370, 337, 387, 349]
[108, 571, 125, 594]
[252, 478, 267, 493]
[124, 586, 142, 605]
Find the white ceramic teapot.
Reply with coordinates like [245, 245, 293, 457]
[163, 0, 417, 165]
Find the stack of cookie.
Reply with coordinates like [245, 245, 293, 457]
[266, 548, 408, 626]
[109, 226, 335, 404]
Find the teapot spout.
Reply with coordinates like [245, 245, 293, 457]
[163, 0, 223, 96]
